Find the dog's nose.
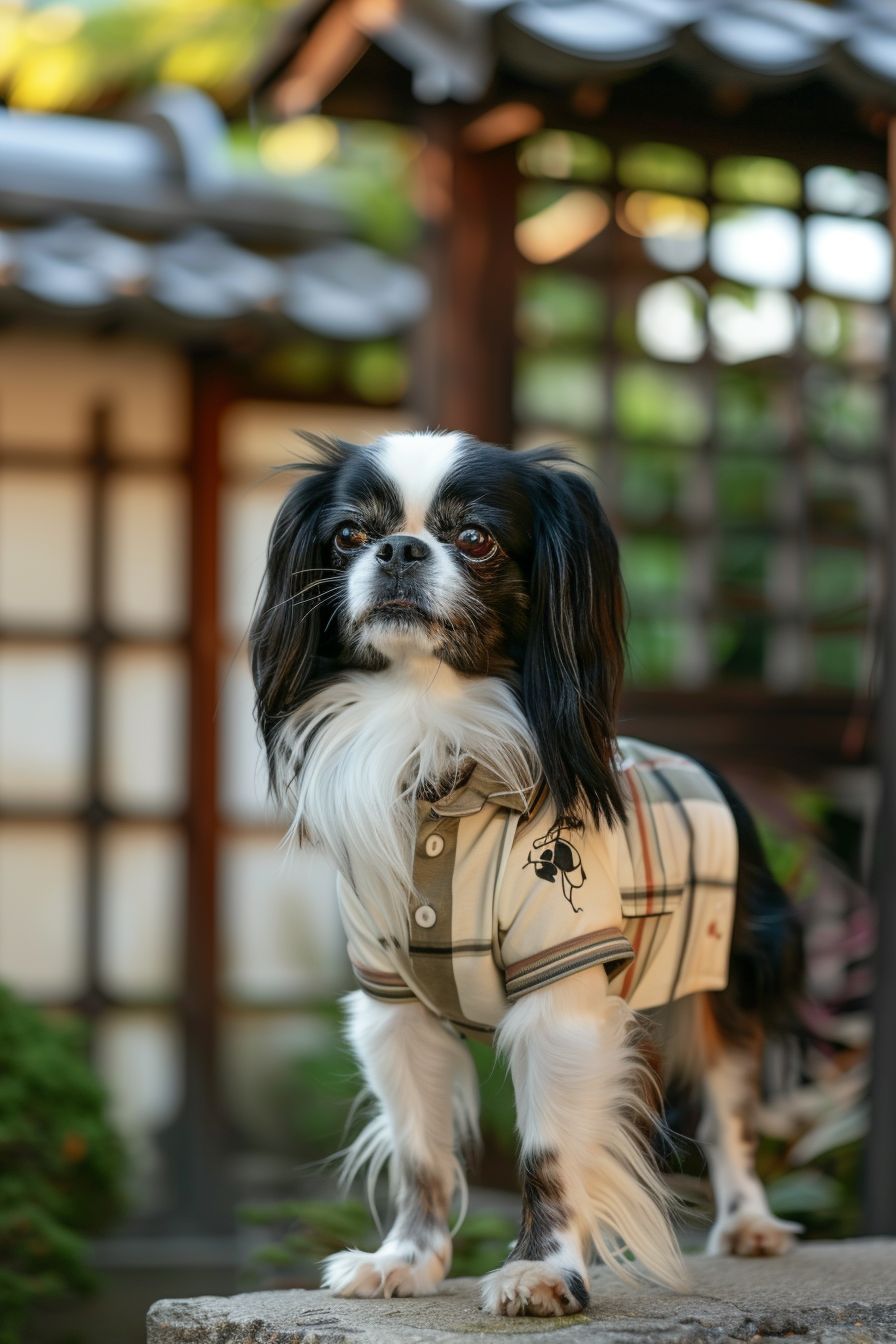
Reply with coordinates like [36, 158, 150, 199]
[375, 534, 430, 576]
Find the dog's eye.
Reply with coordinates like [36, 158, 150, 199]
[454, 526, 498, 562]
[334, 524, 368, 554]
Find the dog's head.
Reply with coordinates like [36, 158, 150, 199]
[249, 431, 626, 825]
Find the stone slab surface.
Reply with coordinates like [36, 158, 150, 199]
[147, 1239, 896, 1344]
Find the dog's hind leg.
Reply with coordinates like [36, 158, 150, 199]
[697, 1023, 802, 1256]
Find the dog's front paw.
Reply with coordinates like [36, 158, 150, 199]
[707, 1210, 803, 1258]
[481, 1261, 589, 1317]
[323, 1244, 449, 1299]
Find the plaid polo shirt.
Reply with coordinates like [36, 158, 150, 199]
[337, 737, 738, 1041]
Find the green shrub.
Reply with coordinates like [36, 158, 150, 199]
[240, 1199, 516, 1286]
[0, 986, 126, 1344]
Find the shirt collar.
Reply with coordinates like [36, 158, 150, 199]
[422, 765, 541, 818]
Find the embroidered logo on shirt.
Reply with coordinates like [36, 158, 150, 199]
[524, 824, 586, 913]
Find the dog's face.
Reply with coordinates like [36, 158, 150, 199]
[325, 432, 532, 670]
[250, 431, 627, 825]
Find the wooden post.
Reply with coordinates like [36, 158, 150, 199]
[864, 121, 896, 1234]
[412, 108, 518, 446]
[167, 354, 230, 1231]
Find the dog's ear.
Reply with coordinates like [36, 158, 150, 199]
[249, 445, 344, 796]
[521, 457, 626, 827]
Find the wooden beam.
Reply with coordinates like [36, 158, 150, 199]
[863, 119, 896, 1235]
[412, 108, 518, 446]
[620, 689, 872, 774]
[168, 356, 230, 1232]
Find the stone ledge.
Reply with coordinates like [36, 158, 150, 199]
[147, 1239, 896, 1344]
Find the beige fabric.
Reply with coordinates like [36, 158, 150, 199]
[338, 737, 738, 1039]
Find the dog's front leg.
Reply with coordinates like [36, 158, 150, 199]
[482, 967, 684, 1317]
[323, 991, 478, 1299]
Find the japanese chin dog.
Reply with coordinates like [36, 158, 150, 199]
[249, 430, 803, 1317]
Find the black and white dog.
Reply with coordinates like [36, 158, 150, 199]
[249, 431, 803, 1317]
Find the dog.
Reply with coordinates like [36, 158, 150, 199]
[249, 430, 804, 1317]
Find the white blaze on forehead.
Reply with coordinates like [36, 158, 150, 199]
[375, 430, 466, 533]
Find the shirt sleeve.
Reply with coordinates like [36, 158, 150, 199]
[497, 805, 634, 1002]
[336, 874, 416, 1005]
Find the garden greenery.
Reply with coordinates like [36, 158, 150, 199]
[0, 986, 126, 1344]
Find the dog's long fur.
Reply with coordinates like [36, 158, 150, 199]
[250, 430, 804, 1316]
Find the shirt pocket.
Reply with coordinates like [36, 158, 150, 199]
[620, 883, 685, 919]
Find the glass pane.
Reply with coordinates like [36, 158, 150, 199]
[710, 207, 802, 289]
[717, 457, 781, 524]
[712, 156, 801, 207]
[615, 364, 708, 446]
[95, 1010, 181, 1212]
[220, 401, 419, 474]
[516, 351, 604, 431]
[618, 142, 706, 195]
[517, 130, 611, 181]
[805, 166, 888, 217]
[516, 271, 606, 346]
[620, 537, 685, 603]
[219, 654, 277, 822]
[0, 470, 90, 628]
[101, 648, 187, 812]
[803, 297, 889, 365]
[0, 331, 96, 454]
[709, 285, 798, 364]
[516, 185, 611, 264]
[0, 646, 88, 805]
[618, 191, 708, 271]
[512, 426, 601, 473]
[808, 457, 885, 533]
[626, 617, 687, 684]
[221, 480, 291, 646]
[0, 824, 85, 997]
[812, 635, 863, 688]
[717, 371, 790, 452]
[104, 473, 188, 634]
[220, 836, 346, 1001]
[618, 447, 689, 524]
[0, 333, 186, 458]
[804, 370, 886, 455]
[106, 342, 187, 460]
[718, 535, 767, 604]
[808, 547, 868, 616]
[806, 216, 891, 303]
[635, 278, 706, 362]
[99, 825, 184, 999]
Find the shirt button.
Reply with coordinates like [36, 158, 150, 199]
[414, 904, 437, 928]
[424, 833, 445, 857]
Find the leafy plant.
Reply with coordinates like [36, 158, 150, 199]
[239, 1199, 516, 1287]
[0, 987, 126, 1344]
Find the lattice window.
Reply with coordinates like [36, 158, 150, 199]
[514, 134, 891, 696]
[0, 331, 190, 1213]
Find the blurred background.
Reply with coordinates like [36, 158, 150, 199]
[1, 1, 895, 1340]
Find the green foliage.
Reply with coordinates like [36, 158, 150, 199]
[516, 273, 606, 347]
[614, 364, 708, 446]
[279, 1021, 516, 1166]
[617, 142, 706, 195]
[518, 131, 612, 183]
[0, 987, 126, 1344]
[712, 156, 801, 208]
[764, 1136, 865, 1240]
[240, 1199, 516, 1286]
